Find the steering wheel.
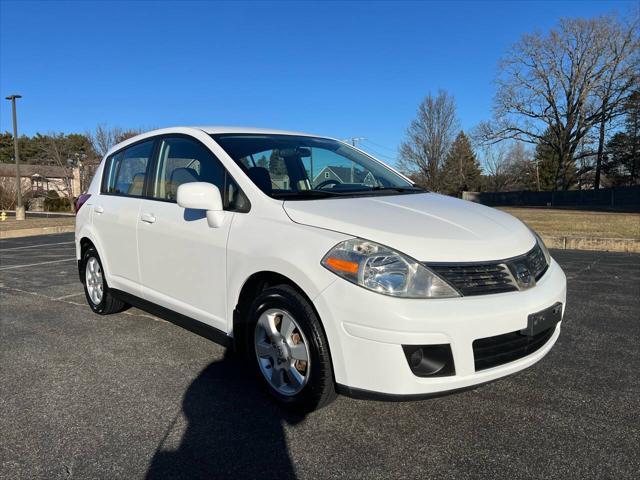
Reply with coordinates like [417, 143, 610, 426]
[315, 179, 341, 189]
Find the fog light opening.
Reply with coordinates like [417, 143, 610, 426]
[402, 344, 455, 377]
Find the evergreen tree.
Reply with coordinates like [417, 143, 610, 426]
[440, 131, 482, 196]
[1, 132, 41, 164]
[604, 132, 636, 185]
[534, 139, 559, 191]
[0, 132, 14, 163]
[604, 90, 639, 186]
[256, 155, 268, 168]
[269, 150, 287, 177]
[534, 128, 577, 190]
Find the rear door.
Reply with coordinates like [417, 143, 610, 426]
[137, 135, 248, 331]
[92, 139, 155, 296]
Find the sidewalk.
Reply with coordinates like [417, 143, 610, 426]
[0, 216, 75, 239]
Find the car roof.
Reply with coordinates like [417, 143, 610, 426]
[104, 126, 336, 158]
[102, 125, 413, 184]
[196, 126, 325, 137]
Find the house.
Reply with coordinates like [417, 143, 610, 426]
[312, 165, 377, 187]
[0, 163, 82, 205]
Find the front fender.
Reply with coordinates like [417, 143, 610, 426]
[226, 214, 349, 333]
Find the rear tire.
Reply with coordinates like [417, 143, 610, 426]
[81, 247, 128, 315]
[246, 285, 336, 412]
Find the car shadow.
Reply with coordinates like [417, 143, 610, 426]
[145, 351, 304, 480]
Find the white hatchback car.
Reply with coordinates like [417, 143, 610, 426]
[75, 126, 567, 411]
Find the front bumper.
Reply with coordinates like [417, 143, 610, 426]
[313, 258, 567, 397]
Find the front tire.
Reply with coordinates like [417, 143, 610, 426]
[82, 247, 128, 315]
[247, 285, 336, 411]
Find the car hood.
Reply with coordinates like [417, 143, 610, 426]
[283, 192, 535, 262]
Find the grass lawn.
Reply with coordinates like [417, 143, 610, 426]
[500, 207, 640, 240]
[0, 216, 75, 232]
[0, 208, 638, 242]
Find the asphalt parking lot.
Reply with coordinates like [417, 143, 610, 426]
[1, 233, 639, 480]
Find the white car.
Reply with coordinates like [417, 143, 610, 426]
[75, 126, 567, 411]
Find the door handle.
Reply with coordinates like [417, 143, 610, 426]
[94, 205, 104, 214]
[140, 212, 156, 224]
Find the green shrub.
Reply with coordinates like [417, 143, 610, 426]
[44, 196, 72, 212]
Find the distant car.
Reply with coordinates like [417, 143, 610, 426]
[75, 126, 567, 411]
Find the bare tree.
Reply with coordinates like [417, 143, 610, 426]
[36, 134, 77, 211]
[507, 142, 540, 191]
[87, 124, 143, 158]
[482, 141, 537, 191]
[0, 177, 30, 211]
[482, 143, 511, 191]
[398, 90, 458, 191]
[478, 15, 639, 190]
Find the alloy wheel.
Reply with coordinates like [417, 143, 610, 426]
[254, 308, 311, 396]
[85, 257, 104, 305]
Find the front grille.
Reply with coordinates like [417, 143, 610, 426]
[472, 326, 556, 371]
[427, 243, 548, 297]
[429, 263, 517, 296]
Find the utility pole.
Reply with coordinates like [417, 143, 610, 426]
[345, 137, 366, 147]
[344, 137, 366, 183]
[5, 95, 25, 220]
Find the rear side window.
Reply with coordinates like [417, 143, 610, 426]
[103, 140, 154, 196]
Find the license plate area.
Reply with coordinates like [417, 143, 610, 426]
[522, 302, 563, 336]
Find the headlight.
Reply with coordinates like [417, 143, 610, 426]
[321, 239, 460, 298]
[530, 229, 551, 266]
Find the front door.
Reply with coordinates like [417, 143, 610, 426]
[137, 135, 233, 331]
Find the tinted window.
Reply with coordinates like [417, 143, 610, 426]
[151, 136, 249, 211]
[211, 134, 416, 200]
[103, 141, 154, 196]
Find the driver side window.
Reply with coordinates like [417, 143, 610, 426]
[151, 136, 249, 211]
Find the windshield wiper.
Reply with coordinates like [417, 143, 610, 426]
[273, 186, 425, 200]
[366, 186, 426, 193]
[271, 190, 342, 199]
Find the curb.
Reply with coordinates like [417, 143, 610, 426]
[0, 225, 75, 240]
[0, 226, 637, 253]
[2, 210, 76, 217]
[542, 235, 640, 253]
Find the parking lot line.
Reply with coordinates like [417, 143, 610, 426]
[0, 284, 162, 321]
[55, 292, 85, 300]
[1, 241, 75, 251]
[0, 258, 76, 271]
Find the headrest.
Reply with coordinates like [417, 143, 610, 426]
[246, 167, 272, 195]
[128, 173, 145, 196]
[169, 167, 199, 199]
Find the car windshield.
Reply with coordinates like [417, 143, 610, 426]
[211, 134, 422, 200]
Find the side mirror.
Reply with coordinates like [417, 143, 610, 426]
[177, 182, 225, 228]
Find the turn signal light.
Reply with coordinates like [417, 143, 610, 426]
[325, 257, 359, 274]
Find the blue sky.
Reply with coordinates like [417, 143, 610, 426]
[0, 0, 634, 166]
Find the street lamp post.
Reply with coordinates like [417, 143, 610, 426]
[5, 94, 25, 220]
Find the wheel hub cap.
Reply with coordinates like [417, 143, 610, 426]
[85, 257, 104, 305]
[254, 308, 311, 396]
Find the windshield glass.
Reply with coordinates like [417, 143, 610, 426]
[211, 134, 420, 199]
